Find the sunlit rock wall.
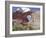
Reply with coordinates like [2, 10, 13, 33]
[31, 11, 40, 30]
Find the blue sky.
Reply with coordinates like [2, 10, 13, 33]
[12, 7, 40, 13]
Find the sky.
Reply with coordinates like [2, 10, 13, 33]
[12, 7, 40, 13]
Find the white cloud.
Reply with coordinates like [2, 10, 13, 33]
[21, 8, 31, 13]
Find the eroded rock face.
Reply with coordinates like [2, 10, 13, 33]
[13, 8, 32, 24]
